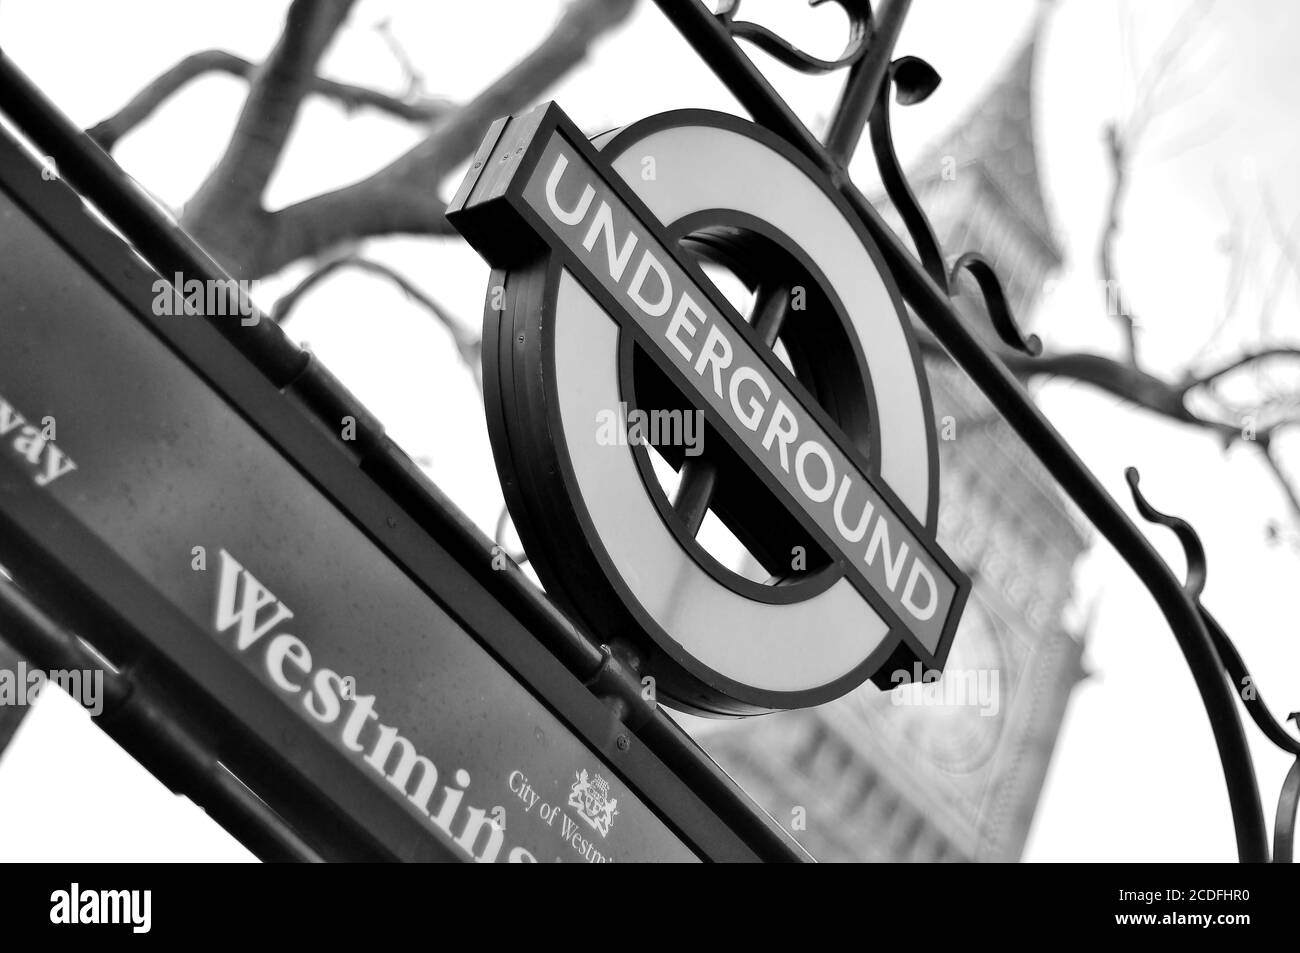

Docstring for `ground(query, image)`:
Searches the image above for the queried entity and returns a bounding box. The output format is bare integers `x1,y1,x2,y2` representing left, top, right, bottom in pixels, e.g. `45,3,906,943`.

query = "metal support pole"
824,0,911,164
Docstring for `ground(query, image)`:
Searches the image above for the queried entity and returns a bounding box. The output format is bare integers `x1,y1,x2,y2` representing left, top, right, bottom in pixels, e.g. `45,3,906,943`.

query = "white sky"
0,0,1297,863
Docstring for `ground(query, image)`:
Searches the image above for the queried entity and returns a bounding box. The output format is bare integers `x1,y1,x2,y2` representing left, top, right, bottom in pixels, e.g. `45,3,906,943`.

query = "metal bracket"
586,641,658,735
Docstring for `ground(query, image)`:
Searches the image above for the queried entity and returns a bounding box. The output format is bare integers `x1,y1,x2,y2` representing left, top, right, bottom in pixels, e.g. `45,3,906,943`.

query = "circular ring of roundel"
480,108,948,717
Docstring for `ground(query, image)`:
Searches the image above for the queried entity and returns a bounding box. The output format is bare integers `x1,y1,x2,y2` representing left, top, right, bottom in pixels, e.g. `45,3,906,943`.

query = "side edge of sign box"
0,120,795,862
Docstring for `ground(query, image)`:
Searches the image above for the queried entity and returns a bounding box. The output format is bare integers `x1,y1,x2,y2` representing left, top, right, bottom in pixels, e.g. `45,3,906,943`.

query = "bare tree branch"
1098,122,1140,365
1124,0,1212,145
1260,437,1300,525
913,327,1287,443
1100,1,1215,367
1182,347,1300,390
250,0,636,277
1258,187,1300,339
272,255,481,391
375,17,427,100
88,49,454,152
990,346,1236,438
110,0,634,280
944,338,1300,530
181,0,357,272
1189,177,1250,364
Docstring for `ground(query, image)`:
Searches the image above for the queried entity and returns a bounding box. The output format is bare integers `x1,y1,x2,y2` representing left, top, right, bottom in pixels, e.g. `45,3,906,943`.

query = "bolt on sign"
0,112,786,861
450,103,970,715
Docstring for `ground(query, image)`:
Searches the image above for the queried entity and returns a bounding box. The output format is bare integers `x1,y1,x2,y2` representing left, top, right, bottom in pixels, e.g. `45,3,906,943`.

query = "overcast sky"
0,0,1297,862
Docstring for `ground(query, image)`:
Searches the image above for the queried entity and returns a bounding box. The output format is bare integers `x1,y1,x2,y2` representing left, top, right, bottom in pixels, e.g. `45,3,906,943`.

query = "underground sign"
449,103,970,716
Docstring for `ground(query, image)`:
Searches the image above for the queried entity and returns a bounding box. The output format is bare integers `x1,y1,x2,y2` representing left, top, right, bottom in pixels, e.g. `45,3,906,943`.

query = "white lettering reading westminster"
212,549,537,863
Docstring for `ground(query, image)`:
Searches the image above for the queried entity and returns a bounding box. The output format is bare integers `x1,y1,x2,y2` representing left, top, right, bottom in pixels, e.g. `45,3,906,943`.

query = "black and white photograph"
0,0,1295,929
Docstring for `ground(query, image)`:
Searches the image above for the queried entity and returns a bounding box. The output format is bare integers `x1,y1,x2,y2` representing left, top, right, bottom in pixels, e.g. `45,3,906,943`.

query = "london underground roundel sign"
449,102,970,716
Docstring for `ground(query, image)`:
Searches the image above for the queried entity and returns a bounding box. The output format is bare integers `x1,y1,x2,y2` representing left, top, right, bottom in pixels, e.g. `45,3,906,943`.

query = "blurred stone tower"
696,9,1090,862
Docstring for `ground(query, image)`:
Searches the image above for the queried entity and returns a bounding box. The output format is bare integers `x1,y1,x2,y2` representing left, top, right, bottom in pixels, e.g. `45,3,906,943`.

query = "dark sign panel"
0,127,739,861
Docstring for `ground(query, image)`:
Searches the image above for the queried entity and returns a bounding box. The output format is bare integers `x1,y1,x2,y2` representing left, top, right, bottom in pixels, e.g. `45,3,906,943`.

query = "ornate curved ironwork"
1201,609,1300,757
870,59,949,292
1126,467,1299,753
1277,749,1300,863
1127,467,1299,863
888,54,941,106
1127,467,1298,753
1124,468,1207,598
714,0,873,74
950,252,1043,356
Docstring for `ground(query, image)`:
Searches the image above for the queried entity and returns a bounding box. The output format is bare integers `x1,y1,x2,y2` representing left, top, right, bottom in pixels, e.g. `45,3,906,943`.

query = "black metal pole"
824,0,911,164
0,575,324,862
